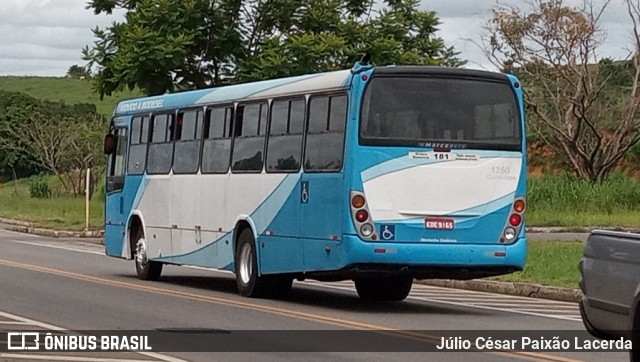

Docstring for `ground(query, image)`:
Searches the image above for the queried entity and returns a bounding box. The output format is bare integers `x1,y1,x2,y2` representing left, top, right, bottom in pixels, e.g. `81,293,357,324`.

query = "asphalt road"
0,229,629,362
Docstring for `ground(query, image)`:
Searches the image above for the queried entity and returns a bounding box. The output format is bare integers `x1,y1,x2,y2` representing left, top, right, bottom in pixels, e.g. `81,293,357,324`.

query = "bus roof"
114,69,352,115
113,65,513,116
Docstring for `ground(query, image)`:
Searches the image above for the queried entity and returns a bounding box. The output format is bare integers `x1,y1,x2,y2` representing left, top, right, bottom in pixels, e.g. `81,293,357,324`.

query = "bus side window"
202,106,233,173
304,94,347,172
173,109,203,174
127,116,149,175
266,99,304,173
106,127,128,192
146,113,174,175
231,102,267,172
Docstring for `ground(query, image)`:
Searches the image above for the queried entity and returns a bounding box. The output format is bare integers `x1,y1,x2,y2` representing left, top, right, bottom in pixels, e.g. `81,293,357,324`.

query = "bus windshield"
359,76,522,151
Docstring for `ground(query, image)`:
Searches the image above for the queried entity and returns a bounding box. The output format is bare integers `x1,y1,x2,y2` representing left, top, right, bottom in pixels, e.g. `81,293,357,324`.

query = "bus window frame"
201,103,235,175
303,92,349,173
357,75,522,151
146,112,175,175
173,107,205,175
106,124,128,194
265,96,306,174
231,100,269,174
127,113,151,176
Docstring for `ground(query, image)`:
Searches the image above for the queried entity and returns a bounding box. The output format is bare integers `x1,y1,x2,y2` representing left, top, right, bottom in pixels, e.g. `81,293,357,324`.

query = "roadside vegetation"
527,174,640,227
492,240,583,289
0,175,103,230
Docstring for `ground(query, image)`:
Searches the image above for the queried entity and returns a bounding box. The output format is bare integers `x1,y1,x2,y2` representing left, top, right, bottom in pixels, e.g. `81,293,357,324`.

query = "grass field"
527,173,640,227
491,240,583,288
0,76,141,116
0,176,103,231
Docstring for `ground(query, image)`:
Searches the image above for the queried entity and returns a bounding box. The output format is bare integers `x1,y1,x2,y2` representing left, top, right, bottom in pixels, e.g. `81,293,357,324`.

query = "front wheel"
235,229,266,297
355,275,413,302
134,230,163,281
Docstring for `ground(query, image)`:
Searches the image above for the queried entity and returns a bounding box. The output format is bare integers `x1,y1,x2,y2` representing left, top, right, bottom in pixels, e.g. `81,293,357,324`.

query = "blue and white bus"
103,60,527,301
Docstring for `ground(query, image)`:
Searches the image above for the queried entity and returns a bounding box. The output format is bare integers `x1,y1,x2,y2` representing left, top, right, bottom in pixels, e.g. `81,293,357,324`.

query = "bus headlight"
504,227,516,240
360,223,374,237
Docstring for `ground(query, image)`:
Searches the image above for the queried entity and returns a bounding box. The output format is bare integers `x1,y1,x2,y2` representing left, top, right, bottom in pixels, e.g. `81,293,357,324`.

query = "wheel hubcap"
136,237,148,268
239,243,253,285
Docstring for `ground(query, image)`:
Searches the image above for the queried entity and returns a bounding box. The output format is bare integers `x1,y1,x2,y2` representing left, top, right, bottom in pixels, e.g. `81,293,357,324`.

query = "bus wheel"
134,229,163,281
235,229,267,297
355,275,413,302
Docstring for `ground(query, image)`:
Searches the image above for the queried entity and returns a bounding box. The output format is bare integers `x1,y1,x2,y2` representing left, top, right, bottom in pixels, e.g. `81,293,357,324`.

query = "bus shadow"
118,273,484,316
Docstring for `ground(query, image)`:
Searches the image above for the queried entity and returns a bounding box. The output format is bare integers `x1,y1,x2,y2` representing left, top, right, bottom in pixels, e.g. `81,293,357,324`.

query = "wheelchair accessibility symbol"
301,181,309,204
380,224,395,241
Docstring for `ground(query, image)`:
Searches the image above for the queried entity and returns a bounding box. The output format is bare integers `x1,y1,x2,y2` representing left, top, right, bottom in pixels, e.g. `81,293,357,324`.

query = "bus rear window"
360,76,521,151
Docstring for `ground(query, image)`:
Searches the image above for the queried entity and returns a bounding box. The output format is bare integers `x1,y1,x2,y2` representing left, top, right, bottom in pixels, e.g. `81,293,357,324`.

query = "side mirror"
104,134,117,154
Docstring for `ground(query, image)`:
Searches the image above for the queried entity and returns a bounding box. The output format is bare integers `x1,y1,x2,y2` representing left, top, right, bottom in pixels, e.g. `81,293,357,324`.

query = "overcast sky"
0,0,635,76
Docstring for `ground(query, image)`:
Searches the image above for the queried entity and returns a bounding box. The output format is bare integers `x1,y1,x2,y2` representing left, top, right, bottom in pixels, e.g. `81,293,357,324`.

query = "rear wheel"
235,229,293,298
134,229,163,281
355,275,413,301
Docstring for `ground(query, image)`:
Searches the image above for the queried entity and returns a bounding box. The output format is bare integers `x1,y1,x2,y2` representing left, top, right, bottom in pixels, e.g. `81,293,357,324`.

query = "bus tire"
355,275,413,302
265,276,293,299
134,228,163,281
235,229,267,297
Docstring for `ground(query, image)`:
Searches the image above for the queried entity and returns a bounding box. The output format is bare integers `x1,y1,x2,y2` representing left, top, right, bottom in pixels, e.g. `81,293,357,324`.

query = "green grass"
0,176,103,231
0,76,141,116
492,240,583,288
527,174,640,227
527,210,640,227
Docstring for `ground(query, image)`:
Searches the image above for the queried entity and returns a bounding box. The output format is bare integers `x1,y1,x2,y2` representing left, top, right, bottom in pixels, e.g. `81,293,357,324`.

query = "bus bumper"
335,235,527,280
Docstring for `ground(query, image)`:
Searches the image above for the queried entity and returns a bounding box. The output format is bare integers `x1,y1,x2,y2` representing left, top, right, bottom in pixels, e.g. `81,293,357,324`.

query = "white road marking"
0,321,30,325
0,311,65,331
8,240,103,255
301,280,583,322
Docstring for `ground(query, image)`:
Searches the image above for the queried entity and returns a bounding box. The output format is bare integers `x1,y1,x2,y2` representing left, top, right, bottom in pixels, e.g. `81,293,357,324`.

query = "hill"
0,76,142,116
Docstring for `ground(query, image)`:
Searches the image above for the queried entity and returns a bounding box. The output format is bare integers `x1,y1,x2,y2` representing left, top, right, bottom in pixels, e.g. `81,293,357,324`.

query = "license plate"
425,217,455,230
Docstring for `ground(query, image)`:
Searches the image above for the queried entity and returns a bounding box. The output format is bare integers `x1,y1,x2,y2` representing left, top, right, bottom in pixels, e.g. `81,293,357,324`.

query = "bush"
28,176,51,198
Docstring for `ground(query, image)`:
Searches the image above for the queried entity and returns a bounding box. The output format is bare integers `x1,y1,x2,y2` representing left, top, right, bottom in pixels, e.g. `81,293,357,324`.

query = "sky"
0,0,635,76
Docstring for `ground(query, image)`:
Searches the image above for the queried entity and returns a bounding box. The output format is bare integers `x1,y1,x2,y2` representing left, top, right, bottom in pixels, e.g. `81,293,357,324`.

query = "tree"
83,0,246,97
67,65,91,79
83,0,463,97
0,92,106,195
0,91,43,181
484,0,640,181
236,0,464,82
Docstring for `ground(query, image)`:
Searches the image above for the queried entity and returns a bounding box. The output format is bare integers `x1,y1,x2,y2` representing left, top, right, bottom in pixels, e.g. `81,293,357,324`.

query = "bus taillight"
513,199,525,213
355,210,369,223
509,214,522,226
352,195,366,208
350,190,378,241
499,197,526,244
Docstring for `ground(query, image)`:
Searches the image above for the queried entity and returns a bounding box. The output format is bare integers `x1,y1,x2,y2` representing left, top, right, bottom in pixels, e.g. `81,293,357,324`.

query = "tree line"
0,90,105,196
